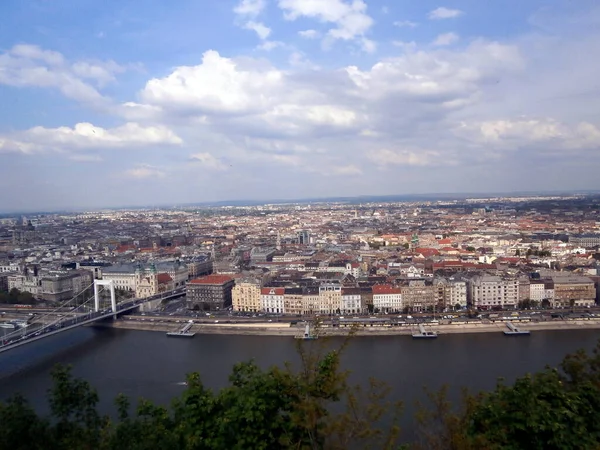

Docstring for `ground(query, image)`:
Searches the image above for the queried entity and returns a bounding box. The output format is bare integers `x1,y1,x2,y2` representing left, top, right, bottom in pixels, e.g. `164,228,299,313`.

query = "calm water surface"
1,328,599,439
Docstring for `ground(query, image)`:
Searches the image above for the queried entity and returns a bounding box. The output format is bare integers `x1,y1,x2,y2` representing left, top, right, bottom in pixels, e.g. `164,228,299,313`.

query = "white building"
261,287,285,313
372,284,403,313
100,265,137,292
341,288,362,314
445,279,467,309
468,275,519,309
529,281,546,302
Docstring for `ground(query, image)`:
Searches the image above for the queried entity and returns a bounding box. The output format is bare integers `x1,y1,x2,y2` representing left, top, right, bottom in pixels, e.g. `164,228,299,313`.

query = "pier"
504,321,530,336
412,323,438,339
166,320,195,338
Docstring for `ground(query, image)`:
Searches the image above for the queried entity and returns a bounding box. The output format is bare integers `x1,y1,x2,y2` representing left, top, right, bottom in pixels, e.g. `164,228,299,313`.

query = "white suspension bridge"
0,280,185,354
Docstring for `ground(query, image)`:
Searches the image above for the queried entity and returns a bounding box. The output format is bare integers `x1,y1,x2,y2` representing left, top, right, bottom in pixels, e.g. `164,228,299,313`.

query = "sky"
1,0,599,211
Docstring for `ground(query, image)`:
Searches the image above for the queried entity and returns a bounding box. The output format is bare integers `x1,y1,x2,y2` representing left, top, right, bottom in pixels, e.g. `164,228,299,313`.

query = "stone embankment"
96,318,600,337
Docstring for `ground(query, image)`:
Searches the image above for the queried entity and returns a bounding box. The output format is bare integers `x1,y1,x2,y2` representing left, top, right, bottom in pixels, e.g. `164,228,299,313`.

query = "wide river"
1,327,599,441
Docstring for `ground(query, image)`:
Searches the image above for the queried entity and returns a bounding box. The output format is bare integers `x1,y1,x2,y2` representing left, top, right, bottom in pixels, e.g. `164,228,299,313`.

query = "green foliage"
0,288,36,305
517,299,539,310
415,341,600,450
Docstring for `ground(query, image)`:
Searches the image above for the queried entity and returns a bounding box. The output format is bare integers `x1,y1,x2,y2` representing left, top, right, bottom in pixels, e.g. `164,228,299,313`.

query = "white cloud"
299,29,321,39
234,0,266,17
278,0,374,48
393,20,417,28
361,38,377,53
0,44,131,105
243,21,271,40
0,122,181,155
368,149,444,166
432,32,459,46
124,165,166,179
345,40,523,102
257,40,284,51
189,152,228,170
140,50,284,114
455,118,600,151
428,7,463,20
71,60,127,86
392,40,417,51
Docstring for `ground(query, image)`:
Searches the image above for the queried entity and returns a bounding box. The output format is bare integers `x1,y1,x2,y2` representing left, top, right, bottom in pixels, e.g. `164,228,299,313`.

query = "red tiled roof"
189,274,233,285
372,284,402,295
261,287,285,295
414,248,440,257
157,273,172,284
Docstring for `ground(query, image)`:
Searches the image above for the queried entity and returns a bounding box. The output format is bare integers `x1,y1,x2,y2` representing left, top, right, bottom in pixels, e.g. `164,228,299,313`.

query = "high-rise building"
297,230,311,245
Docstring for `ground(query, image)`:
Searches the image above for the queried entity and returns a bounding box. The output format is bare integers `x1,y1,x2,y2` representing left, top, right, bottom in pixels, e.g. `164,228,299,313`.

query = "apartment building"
434,278,467,309
341,287,362,314
372,284,402,313
40,270,94,302
8,274,41,296
302,287,320,315
529,280,546,302
318,282,342,314
232,279,261,312
468,275,519,309
261,287,285,313
284,287,304,315
551,275,596,307
401,279,436,312
186,274,235,311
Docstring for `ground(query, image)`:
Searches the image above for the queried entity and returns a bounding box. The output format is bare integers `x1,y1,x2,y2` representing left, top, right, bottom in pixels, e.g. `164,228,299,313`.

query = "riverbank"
95,319,600,336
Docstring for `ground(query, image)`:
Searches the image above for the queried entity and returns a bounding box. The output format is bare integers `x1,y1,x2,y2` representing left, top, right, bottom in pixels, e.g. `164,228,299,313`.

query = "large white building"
261,287,285,313
372,284,403,313
341,288,362,314
468,275,519,309
101,261,189,297
529,281,546,302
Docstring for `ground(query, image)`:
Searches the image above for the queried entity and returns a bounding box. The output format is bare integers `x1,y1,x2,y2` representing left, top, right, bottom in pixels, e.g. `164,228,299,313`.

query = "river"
1,327,599,441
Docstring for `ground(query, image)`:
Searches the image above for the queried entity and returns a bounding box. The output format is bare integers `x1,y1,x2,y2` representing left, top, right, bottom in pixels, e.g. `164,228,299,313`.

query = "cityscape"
2,0,600,447
2,193,600,344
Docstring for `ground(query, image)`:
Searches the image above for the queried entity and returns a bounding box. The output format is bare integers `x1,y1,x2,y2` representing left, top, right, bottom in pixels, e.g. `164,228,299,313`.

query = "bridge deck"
0,290,185,354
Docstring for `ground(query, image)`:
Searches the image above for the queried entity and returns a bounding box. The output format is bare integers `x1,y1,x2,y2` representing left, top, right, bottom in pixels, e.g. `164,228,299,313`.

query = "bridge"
0,280,186,354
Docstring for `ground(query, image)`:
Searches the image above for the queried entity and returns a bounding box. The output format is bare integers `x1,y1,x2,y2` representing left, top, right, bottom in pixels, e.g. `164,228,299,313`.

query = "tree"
17,292,35,305
541,299,551,309
8,287,20,303
416,340,600,450
465,246,476,252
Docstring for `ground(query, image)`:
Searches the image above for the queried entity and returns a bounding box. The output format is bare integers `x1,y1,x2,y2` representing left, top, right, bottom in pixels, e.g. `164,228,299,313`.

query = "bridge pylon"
93,279,116,316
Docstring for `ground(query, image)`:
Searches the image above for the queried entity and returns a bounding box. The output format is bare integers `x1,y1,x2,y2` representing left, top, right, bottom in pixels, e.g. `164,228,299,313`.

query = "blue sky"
0,0,599,211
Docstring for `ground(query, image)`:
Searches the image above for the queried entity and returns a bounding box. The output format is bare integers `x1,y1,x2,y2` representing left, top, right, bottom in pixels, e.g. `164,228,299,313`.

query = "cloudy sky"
1,0,599,211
